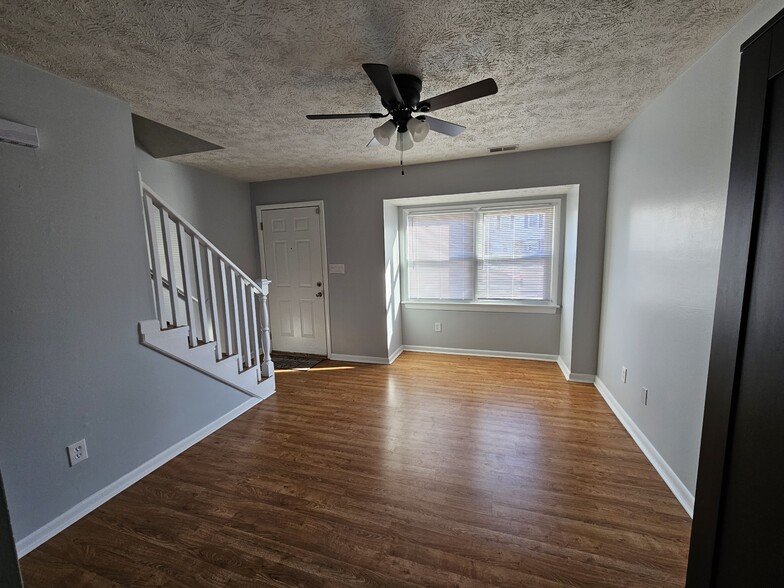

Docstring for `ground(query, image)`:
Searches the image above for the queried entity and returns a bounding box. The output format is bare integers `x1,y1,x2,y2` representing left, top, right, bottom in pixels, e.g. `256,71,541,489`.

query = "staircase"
137,175,275,399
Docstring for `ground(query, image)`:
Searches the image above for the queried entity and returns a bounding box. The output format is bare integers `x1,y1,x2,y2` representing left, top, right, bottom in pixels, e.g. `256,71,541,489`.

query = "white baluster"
206,250,222,360
191,238,209,344
159,209,180,327
256,279,274,377
177,224,197,346
240,280,251,370
219,260,232,357
142,194,166,328
230,270,242,370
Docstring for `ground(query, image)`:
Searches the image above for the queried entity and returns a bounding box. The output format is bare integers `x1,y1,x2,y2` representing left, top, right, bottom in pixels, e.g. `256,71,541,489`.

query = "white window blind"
404,202,557,304
477,206,554,301
407,210,475,300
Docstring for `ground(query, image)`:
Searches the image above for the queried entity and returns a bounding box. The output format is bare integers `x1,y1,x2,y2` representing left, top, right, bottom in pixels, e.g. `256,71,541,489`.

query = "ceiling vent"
488,144,518,153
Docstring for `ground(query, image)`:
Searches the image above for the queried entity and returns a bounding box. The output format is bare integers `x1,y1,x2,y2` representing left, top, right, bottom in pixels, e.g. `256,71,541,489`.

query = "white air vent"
488,144,518,153
0,118,39,149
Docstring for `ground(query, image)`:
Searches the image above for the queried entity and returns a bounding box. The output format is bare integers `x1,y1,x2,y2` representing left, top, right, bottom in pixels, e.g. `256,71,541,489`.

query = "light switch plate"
329,264,345,274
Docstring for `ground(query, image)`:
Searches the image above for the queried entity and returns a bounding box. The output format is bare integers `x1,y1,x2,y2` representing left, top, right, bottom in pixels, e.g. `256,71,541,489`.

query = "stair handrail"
140,180,264,295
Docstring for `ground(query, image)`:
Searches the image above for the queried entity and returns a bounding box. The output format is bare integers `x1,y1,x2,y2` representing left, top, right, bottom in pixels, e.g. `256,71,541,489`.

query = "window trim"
400,198,562,311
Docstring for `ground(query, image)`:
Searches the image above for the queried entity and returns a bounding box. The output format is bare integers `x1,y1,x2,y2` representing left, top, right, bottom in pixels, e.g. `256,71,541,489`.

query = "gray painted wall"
250,143,609,372
0,55,251,542
597,0,784,496
403,308,561,355
136,147,256,276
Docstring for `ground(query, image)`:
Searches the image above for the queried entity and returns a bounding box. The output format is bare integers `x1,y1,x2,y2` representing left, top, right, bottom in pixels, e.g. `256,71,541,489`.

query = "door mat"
272,353,324,371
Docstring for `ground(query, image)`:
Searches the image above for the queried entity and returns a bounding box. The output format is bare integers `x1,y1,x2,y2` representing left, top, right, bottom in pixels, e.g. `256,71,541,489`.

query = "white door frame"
256,201,332,359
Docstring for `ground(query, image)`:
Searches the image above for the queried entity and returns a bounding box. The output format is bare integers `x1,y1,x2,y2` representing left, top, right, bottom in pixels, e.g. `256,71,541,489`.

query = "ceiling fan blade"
418,78,498,112
306,113,385,120
362,63,404,108
367,137,381,147
421,116,465,137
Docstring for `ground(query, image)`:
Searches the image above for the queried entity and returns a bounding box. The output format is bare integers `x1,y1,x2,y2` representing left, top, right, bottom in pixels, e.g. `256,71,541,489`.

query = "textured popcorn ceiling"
0,0,754,181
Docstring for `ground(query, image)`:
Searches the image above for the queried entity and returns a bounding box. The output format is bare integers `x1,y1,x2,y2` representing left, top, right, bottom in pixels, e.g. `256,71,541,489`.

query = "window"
404,200,559,306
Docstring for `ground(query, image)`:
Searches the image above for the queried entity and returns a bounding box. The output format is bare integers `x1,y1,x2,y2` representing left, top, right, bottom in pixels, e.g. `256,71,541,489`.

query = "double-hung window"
403,200,559,307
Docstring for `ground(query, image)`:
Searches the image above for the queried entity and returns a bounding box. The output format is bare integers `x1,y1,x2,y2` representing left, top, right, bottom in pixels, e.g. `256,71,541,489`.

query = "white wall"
559,186,580,369
0,55,255,544
597,0,784,498
383,200,404,357
251,143,610,371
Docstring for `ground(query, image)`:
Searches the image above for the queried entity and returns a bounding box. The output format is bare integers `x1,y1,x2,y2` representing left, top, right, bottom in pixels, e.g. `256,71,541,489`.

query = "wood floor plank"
20,353,691,586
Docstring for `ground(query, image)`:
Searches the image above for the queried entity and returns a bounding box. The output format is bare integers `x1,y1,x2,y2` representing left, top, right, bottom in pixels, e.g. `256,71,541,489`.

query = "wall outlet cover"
67,439,88,467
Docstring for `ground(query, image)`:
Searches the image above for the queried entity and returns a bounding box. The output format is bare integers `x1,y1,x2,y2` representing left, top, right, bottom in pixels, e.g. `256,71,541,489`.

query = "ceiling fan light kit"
395,129,414,152
407,117,430,143
373,119,396,146
306,63,497,155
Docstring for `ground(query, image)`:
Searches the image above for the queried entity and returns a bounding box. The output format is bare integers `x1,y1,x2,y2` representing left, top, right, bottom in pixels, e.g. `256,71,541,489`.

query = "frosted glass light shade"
396,130,414,151
408,117,430,142
373,120,396,146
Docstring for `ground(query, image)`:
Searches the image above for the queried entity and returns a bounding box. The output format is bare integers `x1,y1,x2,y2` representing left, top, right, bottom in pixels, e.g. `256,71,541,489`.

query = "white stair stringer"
139,320,275,399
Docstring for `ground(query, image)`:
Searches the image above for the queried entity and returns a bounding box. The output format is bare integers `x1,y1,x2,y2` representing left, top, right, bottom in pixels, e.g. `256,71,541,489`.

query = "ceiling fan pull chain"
400,149,405,176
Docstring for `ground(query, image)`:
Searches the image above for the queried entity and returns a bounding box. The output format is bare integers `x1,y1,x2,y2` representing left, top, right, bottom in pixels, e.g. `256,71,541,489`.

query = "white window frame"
400,198,561,314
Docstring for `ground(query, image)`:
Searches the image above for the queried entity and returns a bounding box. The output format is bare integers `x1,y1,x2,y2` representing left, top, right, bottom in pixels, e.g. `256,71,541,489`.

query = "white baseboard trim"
15,397,262,557
403,345,558,362
329,353,392,365
556,356,596,383
594,377,694,517
388,345,404,364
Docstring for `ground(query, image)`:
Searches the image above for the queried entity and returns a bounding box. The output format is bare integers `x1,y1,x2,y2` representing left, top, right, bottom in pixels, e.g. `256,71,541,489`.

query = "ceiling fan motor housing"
389,74,424,131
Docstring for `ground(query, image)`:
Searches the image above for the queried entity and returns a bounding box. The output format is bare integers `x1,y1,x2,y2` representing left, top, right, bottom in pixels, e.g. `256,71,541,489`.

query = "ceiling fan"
306,63,498,151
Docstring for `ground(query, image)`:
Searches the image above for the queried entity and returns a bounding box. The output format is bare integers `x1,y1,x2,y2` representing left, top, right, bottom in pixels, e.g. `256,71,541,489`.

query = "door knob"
316,291,323,297
317,281,322,287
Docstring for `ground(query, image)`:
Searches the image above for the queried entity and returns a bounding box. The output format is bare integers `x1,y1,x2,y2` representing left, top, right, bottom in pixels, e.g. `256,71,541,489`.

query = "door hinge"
259,221,263,231
315,207,320,214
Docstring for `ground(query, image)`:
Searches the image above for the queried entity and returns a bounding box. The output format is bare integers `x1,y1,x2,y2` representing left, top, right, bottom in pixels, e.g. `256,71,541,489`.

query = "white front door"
260,206,327,355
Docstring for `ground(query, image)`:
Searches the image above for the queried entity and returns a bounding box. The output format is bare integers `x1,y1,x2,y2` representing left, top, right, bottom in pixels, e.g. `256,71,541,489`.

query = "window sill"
401,301,560,314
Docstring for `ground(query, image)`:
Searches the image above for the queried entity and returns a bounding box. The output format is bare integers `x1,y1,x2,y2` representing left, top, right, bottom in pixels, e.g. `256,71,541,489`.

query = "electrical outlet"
67,439,88,467
434,322,442,333
641,387,649,406
621,366,628,383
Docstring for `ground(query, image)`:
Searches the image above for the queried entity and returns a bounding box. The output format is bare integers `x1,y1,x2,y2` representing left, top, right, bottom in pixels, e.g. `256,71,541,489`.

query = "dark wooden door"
687,9,784,587
712,69,784,586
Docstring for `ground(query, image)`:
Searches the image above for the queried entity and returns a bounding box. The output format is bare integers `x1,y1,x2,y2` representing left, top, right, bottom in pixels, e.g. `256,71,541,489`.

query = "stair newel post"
256,279,274,377
249,284,261,371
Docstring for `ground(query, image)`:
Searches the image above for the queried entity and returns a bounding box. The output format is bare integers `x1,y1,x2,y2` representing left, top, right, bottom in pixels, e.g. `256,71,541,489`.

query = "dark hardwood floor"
21,353,691,587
